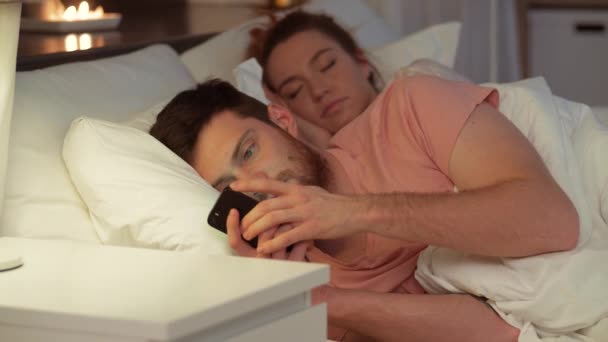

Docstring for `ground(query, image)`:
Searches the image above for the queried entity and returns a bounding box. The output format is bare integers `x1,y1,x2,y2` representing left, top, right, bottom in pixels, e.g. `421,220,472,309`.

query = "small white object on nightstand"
0,246,23,271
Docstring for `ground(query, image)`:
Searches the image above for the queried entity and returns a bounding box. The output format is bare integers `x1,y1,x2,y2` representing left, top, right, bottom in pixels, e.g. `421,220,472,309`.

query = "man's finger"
256,226,278,259
271,249,287,260
287,241,310,261
270,224,292,260
226,209,256,257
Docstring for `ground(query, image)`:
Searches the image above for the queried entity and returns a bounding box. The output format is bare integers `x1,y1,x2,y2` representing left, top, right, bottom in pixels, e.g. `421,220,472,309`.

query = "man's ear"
268,104,299,138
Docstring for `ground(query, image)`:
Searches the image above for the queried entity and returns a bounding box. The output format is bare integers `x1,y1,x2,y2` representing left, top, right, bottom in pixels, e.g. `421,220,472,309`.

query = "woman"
229,10,578,342
249,11,467,148
249,11,382,147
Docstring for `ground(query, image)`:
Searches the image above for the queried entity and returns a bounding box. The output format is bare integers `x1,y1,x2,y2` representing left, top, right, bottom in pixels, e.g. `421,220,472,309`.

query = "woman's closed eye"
321,59,336,72
285,85,303,100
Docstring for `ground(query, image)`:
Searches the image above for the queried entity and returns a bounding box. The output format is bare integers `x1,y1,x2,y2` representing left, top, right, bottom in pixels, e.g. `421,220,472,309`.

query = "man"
150,76,578,342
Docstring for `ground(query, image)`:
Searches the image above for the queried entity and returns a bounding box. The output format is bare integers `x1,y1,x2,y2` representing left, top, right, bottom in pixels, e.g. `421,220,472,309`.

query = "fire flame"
50,1,104,21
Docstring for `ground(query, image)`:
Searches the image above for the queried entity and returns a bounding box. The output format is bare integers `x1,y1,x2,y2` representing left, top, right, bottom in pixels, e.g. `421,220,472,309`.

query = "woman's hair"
248,11,383,93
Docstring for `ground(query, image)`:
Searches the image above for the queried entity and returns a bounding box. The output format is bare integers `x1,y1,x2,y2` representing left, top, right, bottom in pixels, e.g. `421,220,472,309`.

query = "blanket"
415,78,608,342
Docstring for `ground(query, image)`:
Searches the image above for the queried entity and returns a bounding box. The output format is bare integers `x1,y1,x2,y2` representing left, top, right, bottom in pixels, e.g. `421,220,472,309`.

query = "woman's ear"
263,84,285,106
354,49,373,78
267,104,299,138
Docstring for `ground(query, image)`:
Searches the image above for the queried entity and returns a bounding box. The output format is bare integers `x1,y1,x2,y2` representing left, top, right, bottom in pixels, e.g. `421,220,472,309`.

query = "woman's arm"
349,102,579,257
232,102,578,257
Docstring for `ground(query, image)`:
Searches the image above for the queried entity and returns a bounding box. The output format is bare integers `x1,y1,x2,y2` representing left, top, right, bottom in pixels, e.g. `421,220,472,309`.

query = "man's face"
191,110,325,199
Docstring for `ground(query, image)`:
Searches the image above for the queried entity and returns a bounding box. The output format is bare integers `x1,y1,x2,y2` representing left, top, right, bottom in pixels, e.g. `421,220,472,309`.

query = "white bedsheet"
415,78,608,341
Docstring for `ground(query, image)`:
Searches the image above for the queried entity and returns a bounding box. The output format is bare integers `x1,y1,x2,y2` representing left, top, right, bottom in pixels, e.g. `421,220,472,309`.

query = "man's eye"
321,59,336,72
243,143,256,161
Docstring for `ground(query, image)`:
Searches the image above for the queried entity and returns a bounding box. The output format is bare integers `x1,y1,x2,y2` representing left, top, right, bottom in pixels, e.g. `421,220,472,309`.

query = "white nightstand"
0,237,328,342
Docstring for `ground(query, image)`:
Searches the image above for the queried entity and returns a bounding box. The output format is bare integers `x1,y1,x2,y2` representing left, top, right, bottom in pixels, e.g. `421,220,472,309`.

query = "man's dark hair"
150,79,271,163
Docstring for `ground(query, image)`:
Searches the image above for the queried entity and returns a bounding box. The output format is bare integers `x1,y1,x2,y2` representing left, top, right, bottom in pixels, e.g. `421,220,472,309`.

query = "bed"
1,0,607,341
0,0,460,341
0,0,463,250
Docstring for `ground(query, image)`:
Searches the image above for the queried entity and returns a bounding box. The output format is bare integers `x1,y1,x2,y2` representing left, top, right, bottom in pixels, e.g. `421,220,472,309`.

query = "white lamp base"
0,247,23,271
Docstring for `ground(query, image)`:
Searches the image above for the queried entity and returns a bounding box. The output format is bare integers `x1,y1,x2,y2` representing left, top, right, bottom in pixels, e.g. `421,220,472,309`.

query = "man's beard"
275,129,329,189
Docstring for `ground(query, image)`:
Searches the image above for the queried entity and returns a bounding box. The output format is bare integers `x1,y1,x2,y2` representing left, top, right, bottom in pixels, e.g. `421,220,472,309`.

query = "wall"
366,0,521,83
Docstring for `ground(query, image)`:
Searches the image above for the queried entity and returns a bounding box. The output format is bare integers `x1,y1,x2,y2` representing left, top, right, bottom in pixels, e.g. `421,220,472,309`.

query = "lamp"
0,0,24,271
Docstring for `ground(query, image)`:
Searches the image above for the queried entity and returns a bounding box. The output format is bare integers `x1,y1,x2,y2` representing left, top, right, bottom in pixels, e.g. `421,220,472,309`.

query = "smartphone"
207,186,259,249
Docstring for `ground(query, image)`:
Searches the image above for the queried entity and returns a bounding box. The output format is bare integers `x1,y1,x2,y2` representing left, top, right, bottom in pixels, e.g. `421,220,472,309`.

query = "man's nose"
234,170,270,200
235,170,269,181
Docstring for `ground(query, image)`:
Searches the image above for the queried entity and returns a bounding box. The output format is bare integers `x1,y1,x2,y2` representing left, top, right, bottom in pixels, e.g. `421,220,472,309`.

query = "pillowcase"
234,21,462,104
3,44,196,243
370,21,461,82
63,115,232,253
301,0,399,49
180,0,399,85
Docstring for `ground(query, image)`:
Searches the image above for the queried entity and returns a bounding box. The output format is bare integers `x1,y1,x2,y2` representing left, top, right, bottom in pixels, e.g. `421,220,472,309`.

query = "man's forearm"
354,178,578,257
327,288,519,342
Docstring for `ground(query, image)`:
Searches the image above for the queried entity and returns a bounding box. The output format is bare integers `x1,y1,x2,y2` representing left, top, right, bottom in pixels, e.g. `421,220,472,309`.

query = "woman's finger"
258,222,314,255
230,178,293,196
241,195,300,230
226,209,256,257
244,208,304,241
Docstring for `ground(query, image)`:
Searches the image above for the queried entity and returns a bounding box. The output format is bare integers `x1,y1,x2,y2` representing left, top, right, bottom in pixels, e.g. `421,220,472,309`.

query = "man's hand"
226,208,310,261
231,179,363,254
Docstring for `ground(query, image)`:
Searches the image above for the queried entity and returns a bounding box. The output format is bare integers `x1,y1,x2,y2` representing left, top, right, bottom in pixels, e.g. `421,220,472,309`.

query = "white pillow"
3,44,196,242
63,116,232,254
234,22,462,104
370,21,461,82
301,0,399,49
180,16,269,85
180,0,398,85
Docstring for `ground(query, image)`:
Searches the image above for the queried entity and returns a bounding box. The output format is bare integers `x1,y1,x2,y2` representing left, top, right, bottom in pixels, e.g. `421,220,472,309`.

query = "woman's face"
265,30,377,134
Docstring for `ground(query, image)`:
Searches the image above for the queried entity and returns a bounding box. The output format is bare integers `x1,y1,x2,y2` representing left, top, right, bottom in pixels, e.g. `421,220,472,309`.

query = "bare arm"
322,287,519,342
233,103,578,257
352,102,579,256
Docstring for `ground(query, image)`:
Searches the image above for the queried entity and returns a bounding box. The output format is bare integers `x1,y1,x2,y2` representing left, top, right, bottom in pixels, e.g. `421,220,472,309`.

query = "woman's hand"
231,179,364,254
226,209,310,261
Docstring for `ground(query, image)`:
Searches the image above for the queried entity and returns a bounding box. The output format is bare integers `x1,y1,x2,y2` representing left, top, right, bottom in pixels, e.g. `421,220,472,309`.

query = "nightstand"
0,237,328,341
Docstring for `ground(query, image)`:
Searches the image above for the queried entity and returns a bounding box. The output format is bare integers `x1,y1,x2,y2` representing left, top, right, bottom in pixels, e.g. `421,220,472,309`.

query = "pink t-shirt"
307,75,499,296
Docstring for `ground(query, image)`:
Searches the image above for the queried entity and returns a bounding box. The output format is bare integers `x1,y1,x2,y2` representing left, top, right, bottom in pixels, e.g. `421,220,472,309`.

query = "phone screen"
207,187,259,248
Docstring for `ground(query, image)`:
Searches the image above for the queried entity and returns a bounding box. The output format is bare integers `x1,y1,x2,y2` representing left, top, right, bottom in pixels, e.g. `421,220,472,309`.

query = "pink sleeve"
383,75,499,175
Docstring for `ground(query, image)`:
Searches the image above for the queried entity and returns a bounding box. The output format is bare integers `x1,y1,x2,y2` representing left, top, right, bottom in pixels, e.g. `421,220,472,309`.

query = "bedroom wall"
366,0,522,84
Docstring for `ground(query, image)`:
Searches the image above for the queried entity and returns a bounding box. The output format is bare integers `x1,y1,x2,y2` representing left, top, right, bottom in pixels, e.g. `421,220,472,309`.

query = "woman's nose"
310,76,331,102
